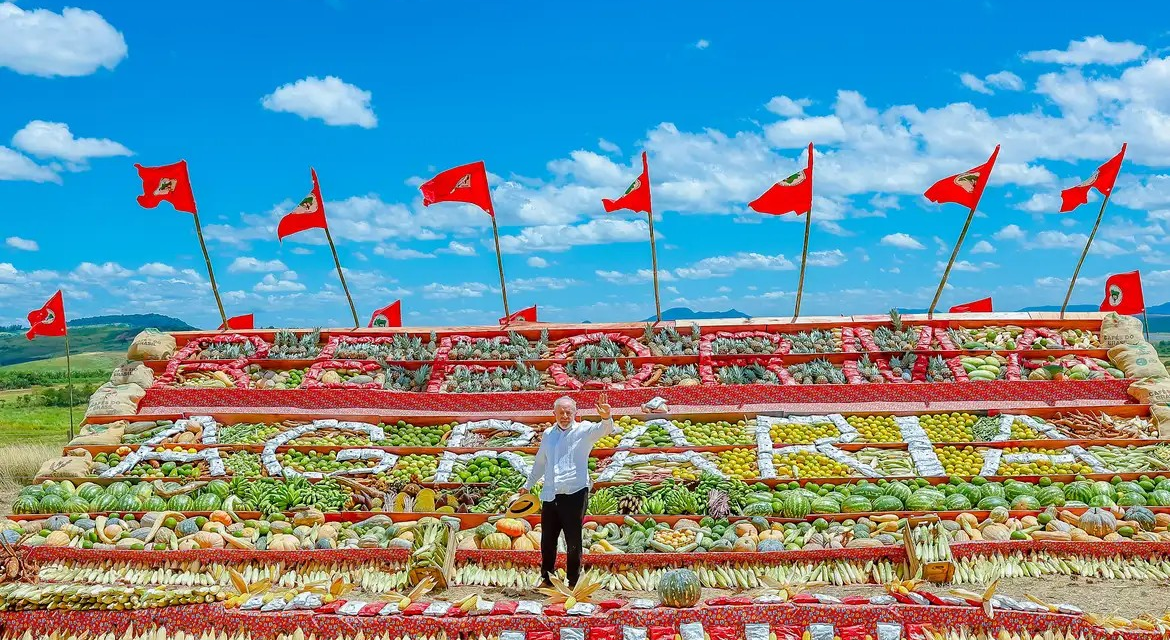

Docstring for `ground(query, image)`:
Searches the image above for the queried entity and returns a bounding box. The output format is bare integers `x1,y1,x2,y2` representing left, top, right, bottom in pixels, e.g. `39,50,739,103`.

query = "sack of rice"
85,382,146,417
1108,342,1168,378
1128,377,1170,404
127,329,177,361
109,362,153,388
36,456,91,479
1151,405,1170,438
1101,312,1144,348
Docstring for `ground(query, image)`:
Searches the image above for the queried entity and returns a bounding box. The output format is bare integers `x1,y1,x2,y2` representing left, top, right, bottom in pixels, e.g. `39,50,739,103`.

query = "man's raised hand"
596,392,612,421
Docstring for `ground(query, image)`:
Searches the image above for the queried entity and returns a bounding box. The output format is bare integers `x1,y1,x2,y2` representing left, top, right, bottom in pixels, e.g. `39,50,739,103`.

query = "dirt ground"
435,575,1170,619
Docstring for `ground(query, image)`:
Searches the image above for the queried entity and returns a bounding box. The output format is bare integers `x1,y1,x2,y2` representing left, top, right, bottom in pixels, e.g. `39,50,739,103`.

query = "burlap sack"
36,456,91,479
1101,313,1145,348
85,383,146,417
79,420,128,437
110,362,153,388
68,426,124,446
1108,342,1168,378
127,329,176,361
1128,377,1170,404
1152,405,1170,438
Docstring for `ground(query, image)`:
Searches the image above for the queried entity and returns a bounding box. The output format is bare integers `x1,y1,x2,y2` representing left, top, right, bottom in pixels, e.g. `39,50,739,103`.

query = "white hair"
553,396,577,412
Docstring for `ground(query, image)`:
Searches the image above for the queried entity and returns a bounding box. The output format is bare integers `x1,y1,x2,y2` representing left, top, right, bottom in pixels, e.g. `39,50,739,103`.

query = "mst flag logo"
292,193,319,214
1077,170,1100,188
623,178,642,194
1109,283,1123,306
452,174,472,192
153,178,177,196
954,171,981,193
779,170,805,187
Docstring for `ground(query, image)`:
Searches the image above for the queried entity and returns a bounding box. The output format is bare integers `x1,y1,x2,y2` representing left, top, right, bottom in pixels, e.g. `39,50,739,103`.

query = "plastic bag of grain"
1101,313,1144,348
36,456,91,478
1128,377,1170,404
85,382,145,417
109,362,153,388
1108,342,1168,378
127,329,176,361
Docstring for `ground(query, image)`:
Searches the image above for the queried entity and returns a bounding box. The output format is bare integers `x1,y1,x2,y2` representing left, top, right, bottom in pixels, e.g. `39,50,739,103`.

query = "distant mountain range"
642,308,752,322
0,314,194,367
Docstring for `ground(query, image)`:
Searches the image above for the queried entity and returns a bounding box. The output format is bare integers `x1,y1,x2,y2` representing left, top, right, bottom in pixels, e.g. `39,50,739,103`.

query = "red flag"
1100,270,1144,315
499,305,537,326
924,145,1000,209
218,314,254,330
949,297,993,314
135,160,197,214
420,161,494,216
1060,143,1127,213
749,143,814,216
602,152,652,214
26,290,66,340
277,168,329,241
369,300,402,328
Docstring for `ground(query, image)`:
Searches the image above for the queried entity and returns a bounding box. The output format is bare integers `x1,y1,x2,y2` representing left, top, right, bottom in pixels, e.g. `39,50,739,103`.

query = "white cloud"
694,39,710,50
137,262,177,277
766,96,812,117
0,3,127,77
1024,36,1145,66
960,73,992,95
5,237,37,251
229,257,288,273
993,224,1026,241
498,218,650,253
880,233,925,250
12,121,131,163
291,247,313,255
422,282,489,299
932,236,949,254
986,71,1025,91
526,256,549,268
254,273,305,293
1015,192,1063,213
937,260,990,273
596,269,673,285
675,252,796,279
70,261,131,281
373,244,435,259
512,277,579,292
598,139,621,155
1032,230,1125,256
438,241,477,256
969,240,995,254
261,76,377,128
808,249,847,266
0,146,57,183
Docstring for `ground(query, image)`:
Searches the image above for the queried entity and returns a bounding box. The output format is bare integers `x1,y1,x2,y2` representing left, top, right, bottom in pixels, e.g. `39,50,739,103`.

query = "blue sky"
3,1,1170,328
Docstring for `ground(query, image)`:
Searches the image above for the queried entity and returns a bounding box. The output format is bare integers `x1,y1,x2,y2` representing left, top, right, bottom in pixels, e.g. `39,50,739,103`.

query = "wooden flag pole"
1059,194,1112,320
490,215,511,319
323,225,360,328
63,330,75,442
1143,309,1151,342
928,206,978,318
647,211,662,323
191,211,228,329
792,204,814,321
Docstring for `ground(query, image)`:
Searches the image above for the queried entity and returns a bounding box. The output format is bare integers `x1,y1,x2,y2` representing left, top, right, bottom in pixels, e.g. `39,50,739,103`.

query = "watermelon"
810,497,840,514
1036,486,1066,507
105,481,132,497
38,494,65,514
1157,479,1170,493
782,494,812,518
1088,494,1116,508
872,496,905,512
1148,490,1170,507
1124,506,1157,531
980,483,1006,500
20,485,44,500
977,496,1010,510
1092,481,1117,500
1064,481,1095,504
944,494,973,511
75,483,103,501
116,494,143,512
1117,492,1147,507
743,501,773,517
841,496,873,513
882,482,914,504
1010,495,1041,510
851,483,883,500
62,496,89,515
204,480,230,500
1004,481,1035,502
1116,481,1147,497
167,494,195,512
11,495,40,515
956,483,982,505
90,493,118,512
906,493,940,512
143,496,168,512
193,493,222,511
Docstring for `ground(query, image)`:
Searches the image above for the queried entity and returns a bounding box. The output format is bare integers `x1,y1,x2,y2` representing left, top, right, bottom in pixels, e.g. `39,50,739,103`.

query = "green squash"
659,569,701,607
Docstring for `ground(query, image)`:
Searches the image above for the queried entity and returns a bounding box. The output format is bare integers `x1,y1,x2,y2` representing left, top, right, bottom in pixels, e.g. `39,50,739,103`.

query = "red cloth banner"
135,160,197,214
949,297,993,313
749,143,814,216
603,152,652,214
369,300,402,328
26,290,66,340
420,160,494,216
219,314,254,330
277,168,329,241
500,305,538,325
1061,143,1127,212
1100,270,1144,315
925,145,999,209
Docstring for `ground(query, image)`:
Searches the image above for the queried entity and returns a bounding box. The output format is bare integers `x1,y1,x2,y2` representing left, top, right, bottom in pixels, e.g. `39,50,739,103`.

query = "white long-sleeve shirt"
525,418,614,501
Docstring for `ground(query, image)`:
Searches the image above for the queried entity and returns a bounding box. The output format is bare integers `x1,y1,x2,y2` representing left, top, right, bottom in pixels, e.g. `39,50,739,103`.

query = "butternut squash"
1030,530,1071,542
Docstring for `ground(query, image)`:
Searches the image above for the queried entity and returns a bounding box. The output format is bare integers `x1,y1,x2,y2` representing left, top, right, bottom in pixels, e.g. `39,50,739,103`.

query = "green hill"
0,314,191,367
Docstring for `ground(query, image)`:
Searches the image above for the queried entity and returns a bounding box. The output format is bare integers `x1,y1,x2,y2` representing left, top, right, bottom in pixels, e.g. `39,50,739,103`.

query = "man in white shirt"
523,392,614,588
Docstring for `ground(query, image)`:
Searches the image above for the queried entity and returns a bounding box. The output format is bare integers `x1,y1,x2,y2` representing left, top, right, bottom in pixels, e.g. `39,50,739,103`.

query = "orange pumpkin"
495,518,526,538
209,510,232,527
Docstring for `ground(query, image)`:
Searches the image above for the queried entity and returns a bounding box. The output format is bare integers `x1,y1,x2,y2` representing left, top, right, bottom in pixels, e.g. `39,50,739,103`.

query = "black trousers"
539,487,588,587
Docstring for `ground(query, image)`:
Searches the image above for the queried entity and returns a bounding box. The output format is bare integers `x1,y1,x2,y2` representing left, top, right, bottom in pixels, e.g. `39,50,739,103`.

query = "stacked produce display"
5,312,1170,640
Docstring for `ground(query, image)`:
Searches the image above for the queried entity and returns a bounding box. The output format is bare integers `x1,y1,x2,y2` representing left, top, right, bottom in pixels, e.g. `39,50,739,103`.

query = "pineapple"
717,363,778,385
927,355,955,382
889,352,917,381
711,335,776,355
858,355,885,383
787,358,845,385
